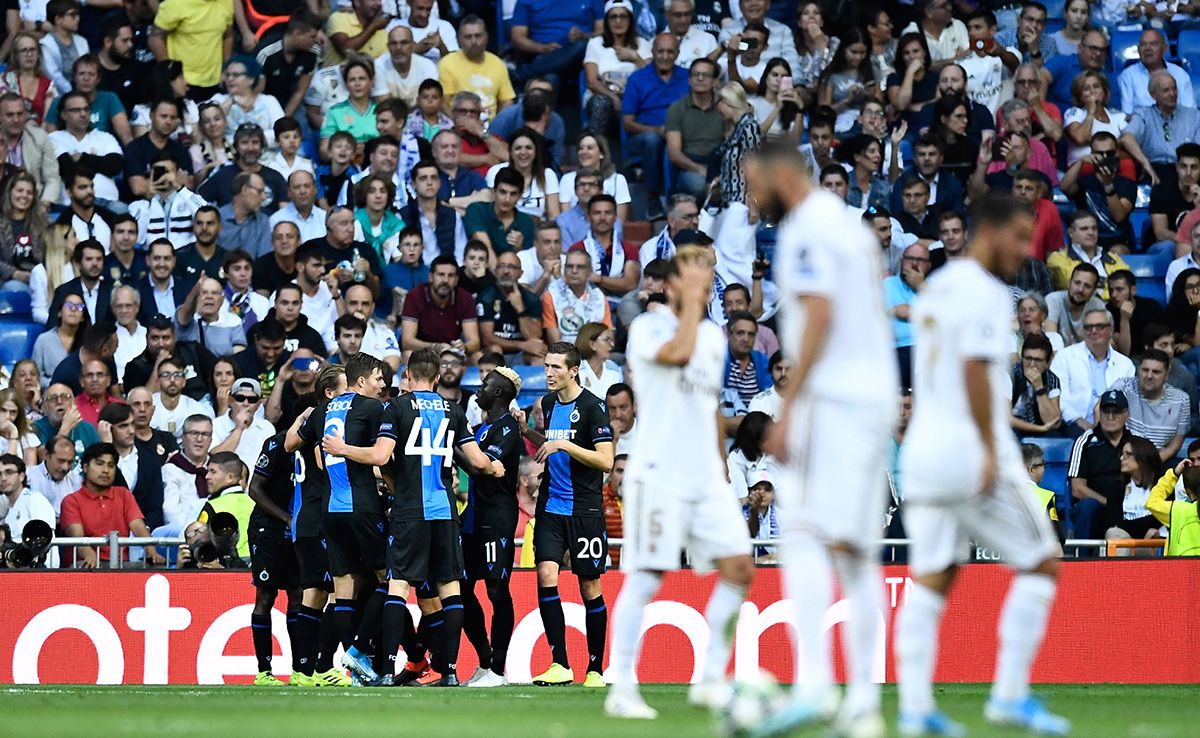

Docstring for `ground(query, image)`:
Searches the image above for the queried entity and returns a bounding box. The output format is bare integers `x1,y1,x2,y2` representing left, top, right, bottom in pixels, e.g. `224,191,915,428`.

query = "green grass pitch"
2,684,1196,737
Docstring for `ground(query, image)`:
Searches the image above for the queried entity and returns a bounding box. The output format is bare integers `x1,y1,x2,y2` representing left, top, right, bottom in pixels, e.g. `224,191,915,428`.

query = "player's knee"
417,597,442,614
579,576,602,600
253,588,277,614
486,579,511,603
720,555,755,587
536,563,559,587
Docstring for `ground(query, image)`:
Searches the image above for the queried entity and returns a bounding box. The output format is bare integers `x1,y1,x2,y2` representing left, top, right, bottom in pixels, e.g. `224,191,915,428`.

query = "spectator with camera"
175,518,246,569
61,442,165,567
161,414,213,536
0,454,57,566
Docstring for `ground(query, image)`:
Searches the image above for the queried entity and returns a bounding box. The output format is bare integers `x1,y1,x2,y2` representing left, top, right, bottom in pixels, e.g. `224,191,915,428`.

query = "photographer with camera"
176,518,247,570
0,454,57,568
197,452,254,562
60,443,165,568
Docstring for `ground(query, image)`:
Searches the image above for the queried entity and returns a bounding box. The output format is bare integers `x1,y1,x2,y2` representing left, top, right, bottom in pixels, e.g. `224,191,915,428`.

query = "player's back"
902,259,1019,500
250,432,293,534
308,391,386,515
774,188,896,410
383,390,471,522
625,308,726,482
540,389,612,517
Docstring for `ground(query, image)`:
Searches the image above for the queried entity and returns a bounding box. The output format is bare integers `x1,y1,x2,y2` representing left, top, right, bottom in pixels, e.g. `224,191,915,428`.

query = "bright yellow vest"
1030,482,1059,522
199,487,256,560
1167,500,1200,556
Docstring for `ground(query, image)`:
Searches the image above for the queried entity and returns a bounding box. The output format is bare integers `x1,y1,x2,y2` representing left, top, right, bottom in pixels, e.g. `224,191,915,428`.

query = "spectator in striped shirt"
1105,349,1191,462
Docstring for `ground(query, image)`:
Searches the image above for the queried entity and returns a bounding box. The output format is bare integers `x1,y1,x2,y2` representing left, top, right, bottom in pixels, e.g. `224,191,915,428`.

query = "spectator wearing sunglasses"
210,377,274,476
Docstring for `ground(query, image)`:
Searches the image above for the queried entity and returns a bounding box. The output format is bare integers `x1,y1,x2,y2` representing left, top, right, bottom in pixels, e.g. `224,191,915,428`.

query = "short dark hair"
493,166,525,193
464,239,489,258
1141,348,1172,367
723,283,751,303
726,310,758,330
1068,210,1099,229
968,191,1029,233
643,259,669,281
1177,142,1200,162
605,382,633,402
431,253,459,272
232,171,261,197
296,241,325,264
344,352,383,385
334,314,367,337
0,453,24,476
223,249,253,271
47,0,78,25
274,117,301,137
768,350,785,371
411,158,439,180
546,341,581,369
1022,333,1052,357
98,402,133,425
418,78,443,96
363,134,400,162
286,8,322,34
209,450,245,479
73,239,105,263
81,322,115,354
819,164,848,183
588,193,618,213
81,442,118,467
1107,269,1135,288
407,348,441,382
522,89,550,122
1071,262,1101,282
253,318,286,343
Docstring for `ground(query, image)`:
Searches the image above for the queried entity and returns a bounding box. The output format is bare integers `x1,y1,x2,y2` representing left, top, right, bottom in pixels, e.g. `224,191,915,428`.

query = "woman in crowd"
887,32,938,130
131,60,200,140
353,174,404,264
792,1,838,98
0,172,47,293
0,387,40,467
217,56,284,147
575,322,622,398
190,103,234,185
728,411,777,506
713,82,763,207
866,7,897,86
1167,268,1200,377
1016,292,1065,355
583,0,650,138
816,27,878,133
1063,70,1128,168
486,127,559,220
30,222,77,326
32,294,89,388
559,133,632,221
838,133,890,210
928,94,979,185
1052,0,1092,56
2,32,55,124
1114,436,1166,539
8,359,41,422
210,356,239,420
751,58,803,143
321,56,379,154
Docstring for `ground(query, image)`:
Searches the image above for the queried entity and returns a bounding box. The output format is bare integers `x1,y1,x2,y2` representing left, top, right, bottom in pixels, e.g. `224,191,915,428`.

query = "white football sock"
831,550,884,715
781,533,832,701
701,578,747,683
896,581,945,716
992,573,1056,703
609,569,662,692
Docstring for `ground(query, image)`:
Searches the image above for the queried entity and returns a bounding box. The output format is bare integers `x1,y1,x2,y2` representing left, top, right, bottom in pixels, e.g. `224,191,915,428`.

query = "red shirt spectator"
60,443,162,566
1030,198,1065,262
75,358,122,427
400,255,481,354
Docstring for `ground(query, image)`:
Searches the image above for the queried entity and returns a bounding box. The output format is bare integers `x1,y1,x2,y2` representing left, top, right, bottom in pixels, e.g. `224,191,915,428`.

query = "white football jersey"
774,188,897,409
624,308,727,484
902,259,1021,501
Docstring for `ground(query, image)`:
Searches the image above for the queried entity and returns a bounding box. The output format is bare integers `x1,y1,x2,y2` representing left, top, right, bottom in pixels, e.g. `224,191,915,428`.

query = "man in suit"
0,91,60,208
47,239,113,328
121,314,215,402
99,402,166,530
136,238,195,325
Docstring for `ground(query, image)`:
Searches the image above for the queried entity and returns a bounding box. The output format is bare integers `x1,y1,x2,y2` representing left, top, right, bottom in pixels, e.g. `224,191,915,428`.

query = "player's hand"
292,407,313,430
534,439,567,462
490,459,505,477
322,433,349,456
979,449,997,497
762,413,790,461
1175,458,1195,475
512,408,527,429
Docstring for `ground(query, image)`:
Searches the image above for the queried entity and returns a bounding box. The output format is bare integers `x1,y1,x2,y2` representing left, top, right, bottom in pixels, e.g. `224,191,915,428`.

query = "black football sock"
333,598,357,652
440,594,464,679
294,605,323,676
538,586,569,668
381,595,412,676
460,583,493,666
423,610,446,672
251,613,273,673
286,609,300,672
487,579,514,675
317,604,339,671
402,612,425,665
352,586,388,653
584,595,607,675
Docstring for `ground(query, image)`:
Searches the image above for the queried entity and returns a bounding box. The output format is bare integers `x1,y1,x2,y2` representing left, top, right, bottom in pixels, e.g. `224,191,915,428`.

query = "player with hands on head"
605,244,755,720
896,191,1068,736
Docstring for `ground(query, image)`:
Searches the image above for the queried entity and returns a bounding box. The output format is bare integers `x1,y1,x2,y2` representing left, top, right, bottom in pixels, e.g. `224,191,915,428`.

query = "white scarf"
583,231,625,279
549,280,607,342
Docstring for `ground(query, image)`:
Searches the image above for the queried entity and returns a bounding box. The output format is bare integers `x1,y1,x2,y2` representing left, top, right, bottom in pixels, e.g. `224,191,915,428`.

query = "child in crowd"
263,118,314,180
404,79,454,142
41,0,88,95
384,226,430,322
1147,458,1200,556
316,130,360,209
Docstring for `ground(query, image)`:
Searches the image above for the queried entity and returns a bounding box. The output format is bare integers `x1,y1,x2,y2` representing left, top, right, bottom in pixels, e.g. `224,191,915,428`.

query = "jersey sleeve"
956,285,1011,362
483,417,523,461
297,407,319,444
449,403,473,447
253,437,278,482
782,228,837,299
586,395,614,444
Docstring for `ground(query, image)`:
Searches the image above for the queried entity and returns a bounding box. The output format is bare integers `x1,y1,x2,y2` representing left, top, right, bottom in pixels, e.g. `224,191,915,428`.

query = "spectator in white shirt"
151,354,215,441
0,453,57,566
210,378,275,477
901,0,970,64
160,414,212,534
1117,29,1195,115
26,436,80,517
269,170,328,243
343,283,402,371
111,286,146,382
393,0,458,63
1049,308,1136,434
747,351,790,420
665,0,720,69
48,93,124,206
372,25,439,107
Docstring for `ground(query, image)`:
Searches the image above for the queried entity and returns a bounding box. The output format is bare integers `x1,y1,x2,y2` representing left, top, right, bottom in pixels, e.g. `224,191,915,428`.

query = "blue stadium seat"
1125,251,1170,306
1044,18,1064,37
1111,29,1142,70
463,365,548,407
0,290,31,318
1129,208,1152,249
1179,30,1200,61
0,320,40,369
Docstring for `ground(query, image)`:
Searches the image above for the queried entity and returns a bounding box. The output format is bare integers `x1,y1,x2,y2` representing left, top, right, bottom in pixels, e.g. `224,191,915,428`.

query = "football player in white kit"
604,245,756,720
744,142,898,738
896,192,1068,736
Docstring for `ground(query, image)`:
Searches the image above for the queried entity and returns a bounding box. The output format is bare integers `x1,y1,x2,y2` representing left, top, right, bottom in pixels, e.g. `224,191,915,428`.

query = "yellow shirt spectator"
518,518,536,568
325,9,389,67
1045,245,1129,302
153,0,234,88
438,50,515,119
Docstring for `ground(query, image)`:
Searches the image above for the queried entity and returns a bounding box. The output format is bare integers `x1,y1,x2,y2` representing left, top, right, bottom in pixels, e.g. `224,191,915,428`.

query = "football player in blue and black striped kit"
324,348,502,686
296,353,391,683
523,341,615,688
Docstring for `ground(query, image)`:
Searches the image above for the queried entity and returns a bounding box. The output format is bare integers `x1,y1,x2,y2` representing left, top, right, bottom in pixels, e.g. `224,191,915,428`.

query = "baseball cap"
440,345,467,362
673,228,713,247
604,0,634,14
1099,390,1128,411
748,469,773,488
231,378,263,399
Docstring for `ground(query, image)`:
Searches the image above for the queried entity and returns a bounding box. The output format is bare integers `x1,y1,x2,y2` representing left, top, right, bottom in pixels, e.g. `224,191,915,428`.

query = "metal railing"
22,535,1129,570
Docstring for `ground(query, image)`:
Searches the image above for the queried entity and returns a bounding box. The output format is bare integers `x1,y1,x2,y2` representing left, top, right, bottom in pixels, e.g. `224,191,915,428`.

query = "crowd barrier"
1,561,1197,685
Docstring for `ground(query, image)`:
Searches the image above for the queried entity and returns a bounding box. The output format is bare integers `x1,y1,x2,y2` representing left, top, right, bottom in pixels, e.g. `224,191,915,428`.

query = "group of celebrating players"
240,141,1070,738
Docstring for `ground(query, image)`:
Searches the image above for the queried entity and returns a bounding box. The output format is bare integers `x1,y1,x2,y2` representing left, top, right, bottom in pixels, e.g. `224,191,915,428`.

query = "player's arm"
455,440,502,476
536,438,614,472
249,445,292,528
284,407,314,452
964,357,997,493
322,433,397,467
776,294,830,414
1147,462,1186,524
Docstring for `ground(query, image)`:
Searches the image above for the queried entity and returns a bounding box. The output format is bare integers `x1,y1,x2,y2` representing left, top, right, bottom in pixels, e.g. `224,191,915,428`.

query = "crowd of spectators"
3,0,1200,564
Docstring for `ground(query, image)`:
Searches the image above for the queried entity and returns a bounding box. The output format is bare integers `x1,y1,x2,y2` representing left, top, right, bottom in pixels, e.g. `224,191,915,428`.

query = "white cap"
604,0,635,15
